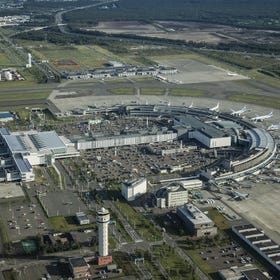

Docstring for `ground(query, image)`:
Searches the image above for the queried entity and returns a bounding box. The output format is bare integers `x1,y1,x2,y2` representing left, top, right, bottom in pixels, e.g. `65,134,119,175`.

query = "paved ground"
225,181,280,245
39,191,87,217
157,59,249,84
0,183,24,199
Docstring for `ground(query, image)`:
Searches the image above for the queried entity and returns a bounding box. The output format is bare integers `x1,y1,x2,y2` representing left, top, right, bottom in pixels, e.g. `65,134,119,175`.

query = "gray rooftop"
13,154,32,173
177,204,213,225
29,131,65,150
3,135,28,154
198,126,227,138
69,257,88,268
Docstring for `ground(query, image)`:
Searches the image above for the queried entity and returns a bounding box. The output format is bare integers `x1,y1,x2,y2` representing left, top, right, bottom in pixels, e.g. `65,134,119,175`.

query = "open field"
48,216,96,233
228,93,280,109
19,41,140,70
86,20,227,44
140,87,165,95
170,88,206,97
84,20,280,48
0,92,50,102
108,87,134,95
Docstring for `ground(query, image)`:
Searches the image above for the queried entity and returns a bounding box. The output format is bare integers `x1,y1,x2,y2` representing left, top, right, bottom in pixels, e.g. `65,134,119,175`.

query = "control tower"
26,53,32,68
96,207,110,257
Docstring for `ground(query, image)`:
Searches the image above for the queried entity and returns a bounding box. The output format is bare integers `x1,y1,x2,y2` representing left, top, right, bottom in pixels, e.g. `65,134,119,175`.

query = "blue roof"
13,154,32,173
0,128,10,136
29,131,65,150
3,135,28,153
0,112,13,119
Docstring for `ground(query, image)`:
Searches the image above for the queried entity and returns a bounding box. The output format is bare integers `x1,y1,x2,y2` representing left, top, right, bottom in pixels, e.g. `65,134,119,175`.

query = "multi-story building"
177,204,217,238
122,177,147,201
156,183,188,208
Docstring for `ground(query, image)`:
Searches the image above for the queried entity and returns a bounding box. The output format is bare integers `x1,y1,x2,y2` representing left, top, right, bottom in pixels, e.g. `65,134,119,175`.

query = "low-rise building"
69,257,90,279
219,265,269,280
121,177,147,201
177,204,217,237
76,212,90,225
232,224,280,274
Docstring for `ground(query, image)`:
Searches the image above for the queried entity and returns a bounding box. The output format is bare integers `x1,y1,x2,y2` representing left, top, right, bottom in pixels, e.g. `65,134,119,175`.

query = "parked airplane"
268,123,280,131
227,72,238,76
251,111,273,122
209,102,219,112
230,105,248,116
230,190,250,200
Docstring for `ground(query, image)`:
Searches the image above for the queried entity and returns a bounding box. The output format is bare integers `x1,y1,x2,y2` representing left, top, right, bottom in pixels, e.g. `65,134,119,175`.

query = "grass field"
170,88,206,97
18,41,140,70
108,87,134,95
228,93,280,109
48,216,96,232
152,244,199,280
0,92,50,102
140,87,165,95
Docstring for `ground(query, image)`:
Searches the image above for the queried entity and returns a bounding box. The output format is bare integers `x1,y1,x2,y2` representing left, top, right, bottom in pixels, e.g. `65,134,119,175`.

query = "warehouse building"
232,224,280,274
219,265,269,280
121,177,147,201
177,204,217,238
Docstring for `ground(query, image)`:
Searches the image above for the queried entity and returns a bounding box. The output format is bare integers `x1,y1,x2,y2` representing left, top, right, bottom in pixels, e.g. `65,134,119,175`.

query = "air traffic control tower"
97,207,110,257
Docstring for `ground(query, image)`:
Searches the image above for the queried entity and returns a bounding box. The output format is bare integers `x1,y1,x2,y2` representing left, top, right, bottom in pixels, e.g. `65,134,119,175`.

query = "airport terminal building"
0,128,79,182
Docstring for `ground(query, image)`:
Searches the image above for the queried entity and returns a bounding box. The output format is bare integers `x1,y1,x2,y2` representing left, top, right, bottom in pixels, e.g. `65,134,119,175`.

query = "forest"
64,0,280,30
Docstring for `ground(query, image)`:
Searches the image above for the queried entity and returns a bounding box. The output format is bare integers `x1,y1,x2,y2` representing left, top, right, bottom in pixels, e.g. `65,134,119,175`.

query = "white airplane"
230,105,248,116
230,190,250,200
268,123,280,131
227,72,238,76
251,111,273,122
209,102,219,112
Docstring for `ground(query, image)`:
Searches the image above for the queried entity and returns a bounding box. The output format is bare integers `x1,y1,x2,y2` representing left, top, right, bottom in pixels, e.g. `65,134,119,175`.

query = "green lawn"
228,93,280,109
48,216,96,233
140,87,165,95
108,87,134,95
19,41,139,71
170,88,206,97
152,244,199,280
0,92,50,102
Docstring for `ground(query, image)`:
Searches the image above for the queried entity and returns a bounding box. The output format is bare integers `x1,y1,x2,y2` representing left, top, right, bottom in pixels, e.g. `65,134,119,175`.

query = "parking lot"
197,242,254,270
39,191,88,217
0,199,49,241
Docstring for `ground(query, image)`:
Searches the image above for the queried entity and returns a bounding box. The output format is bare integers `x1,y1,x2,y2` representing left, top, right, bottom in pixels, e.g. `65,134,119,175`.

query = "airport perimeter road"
163,234,209,280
